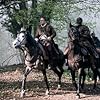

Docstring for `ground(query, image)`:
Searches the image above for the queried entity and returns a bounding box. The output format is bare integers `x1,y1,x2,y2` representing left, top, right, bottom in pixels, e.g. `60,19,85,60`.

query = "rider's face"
40,18,46,25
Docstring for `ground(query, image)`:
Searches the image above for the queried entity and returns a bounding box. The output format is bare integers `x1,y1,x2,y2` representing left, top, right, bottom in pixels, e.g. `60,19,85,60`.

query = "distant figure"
91,32,100,48
76,17,99,68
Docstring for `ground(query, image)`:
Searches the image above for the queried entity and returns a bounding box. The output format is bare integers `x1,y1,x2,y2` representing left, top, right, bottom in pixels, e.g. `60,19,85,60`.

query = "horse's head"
13,28,27,48
13,27,37,49
68,23,80,42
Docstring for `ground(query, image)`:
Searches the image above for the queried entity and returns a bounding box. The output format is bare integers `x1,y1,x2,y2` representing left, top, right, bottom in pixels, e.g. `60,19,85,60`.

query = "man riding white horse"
13,24,65,97
35,16,59,66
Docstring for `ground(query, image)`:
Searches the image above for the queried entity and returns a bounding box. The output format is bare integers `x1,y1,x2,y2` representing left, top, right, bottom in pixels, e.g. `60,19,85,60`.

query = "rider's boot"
90,55,96,69
48,51,54,69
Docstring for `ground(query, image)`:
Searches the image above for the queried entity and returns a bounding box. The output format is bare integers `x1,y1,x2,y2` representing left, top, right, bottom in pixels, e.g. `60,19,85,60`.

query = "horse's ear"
69,22,73,28
91,31,95,36
17,33,20,37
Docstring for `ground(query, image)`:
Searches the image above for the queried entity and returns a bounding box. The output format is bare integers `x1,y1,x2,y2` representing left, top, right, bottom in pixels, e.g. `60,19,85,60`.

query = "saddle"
52,43,62,59
38,34,61,60
79,40,99,58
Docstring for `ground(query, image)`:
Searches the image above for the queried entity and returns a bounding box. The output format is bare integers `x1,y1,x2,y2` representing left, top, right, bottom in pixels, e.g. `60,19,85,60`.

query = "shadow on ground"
0,80,100,99
0,64,100,100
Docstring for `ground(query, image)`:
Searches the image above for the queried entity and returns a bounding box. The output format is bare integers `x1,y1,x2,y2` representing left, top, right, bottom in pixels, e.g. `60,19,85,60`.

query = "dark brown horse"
65,24,99,98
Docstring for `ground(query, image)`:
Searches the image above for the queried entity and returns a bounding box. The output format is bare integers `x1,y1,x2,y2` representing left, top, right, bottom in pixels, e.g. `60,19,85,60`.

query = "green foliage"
0,0,100,38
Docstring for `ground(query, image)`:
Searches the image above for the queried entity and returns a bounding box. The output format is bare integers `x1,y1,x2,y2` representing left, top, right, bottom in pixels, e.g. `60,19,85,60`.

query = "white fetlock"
45,89,49,95
57,84,61,89
20,90,25,98
76,94,80,99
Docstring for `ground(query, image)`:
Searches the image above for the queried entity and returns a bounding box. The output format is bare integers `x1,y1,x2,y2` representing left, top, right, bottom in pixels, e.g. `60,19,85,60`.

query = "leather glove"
35,38,39,42
47,37,51,41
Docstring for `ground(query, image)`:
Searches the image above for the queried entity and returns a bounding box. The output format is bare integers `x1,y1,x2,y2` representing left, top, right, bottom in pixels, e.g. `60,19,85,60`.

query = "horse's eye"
22,35,24,37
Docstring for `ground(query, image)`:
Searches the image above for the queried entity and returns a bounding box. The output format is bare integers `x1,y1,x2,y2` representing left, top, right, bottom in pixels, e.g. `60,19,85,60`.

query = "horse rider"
75,17,99,68
35,16,58,65
91,32,100,49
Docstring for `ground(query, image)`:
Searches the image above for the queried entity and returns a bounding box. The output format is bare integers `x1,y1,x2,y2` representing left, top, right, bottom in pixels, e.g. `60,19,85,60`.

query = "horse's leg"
76,68,82,99
91,67,97,89
93,58,100,89
20,66,32,97
89,56,98,89
81,69,86,89
42,69,50,95
52,67,64,89
57,67,64,89
70,69,77,90
93,72,97,89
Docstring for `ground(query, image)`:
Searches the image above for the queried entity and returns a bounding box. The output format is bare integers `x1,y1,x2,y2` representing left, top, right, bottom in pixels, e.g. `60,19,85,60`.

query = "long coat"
35,23,56,40
77,25,99,58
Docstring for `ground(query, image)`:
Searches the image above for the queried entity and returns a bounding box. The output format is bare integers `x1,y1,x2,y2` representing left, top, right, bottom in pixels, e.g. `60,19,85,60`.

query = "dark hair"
91,32,95,36
76,17,83,24
40,16,47,21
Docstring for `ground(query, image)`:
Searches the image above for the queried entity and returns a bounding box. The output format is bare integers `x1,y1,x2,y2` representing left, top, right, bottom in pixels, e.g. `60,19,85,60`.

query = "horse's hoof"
76,94,80,99
57,84,61,90
20,90,25,98
45,90,49,96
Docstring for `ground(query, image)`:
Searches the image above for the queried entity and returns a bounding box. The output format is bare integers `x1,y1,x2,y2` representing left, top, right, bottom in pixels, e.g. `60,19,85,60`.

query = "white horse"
13,28,65,97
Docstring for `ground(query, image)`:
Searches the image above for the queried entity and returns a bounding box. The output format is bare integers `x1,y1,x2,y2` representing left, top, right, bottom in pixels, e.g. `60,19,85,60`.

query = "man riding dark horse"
75,17,99,69
35,16,59,66
64,17,99,68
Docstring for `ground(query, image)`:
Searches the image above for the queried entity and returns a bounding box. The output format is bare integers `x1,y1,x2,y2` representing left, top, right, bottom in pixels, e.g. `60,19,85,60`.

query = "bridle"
17,31,27,46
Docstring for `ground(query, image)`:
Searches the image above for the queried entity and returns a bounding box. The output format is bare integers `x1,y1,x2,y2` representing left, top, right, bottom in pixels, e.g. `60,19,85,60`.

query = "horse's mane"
26,33,37,47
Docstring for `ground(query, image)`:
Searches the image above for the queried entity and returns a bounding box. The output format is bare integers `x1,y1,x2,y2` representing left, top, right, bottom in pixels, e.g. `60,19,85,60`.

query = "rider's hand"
35,38,39,42
47,37,51,41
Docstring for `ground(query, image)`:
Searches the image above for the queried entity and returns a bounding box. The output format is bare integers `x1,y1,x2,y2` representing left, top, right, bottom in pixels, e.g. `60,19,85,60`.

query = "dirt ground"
0,64,100,100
